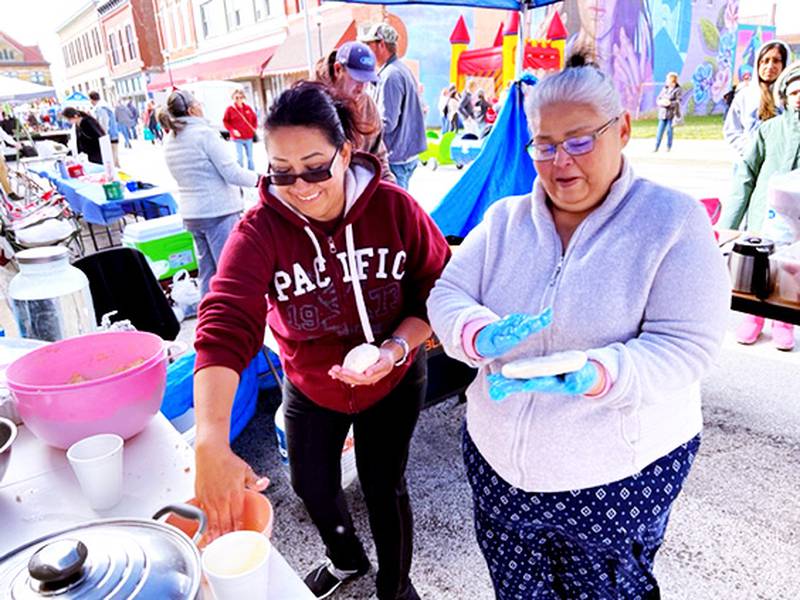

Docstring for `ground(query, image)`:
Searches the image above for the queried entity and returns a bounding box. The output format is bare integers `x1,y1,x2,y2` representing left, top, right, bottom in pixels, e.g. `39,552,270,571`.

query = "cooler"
122,215,197,280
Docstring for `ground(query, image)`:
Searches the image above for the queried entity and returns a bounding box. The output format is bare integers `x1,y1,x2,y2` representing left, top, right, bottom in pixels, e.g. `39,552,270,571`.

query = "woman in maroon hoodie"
222,88,258,170
193,81,450,600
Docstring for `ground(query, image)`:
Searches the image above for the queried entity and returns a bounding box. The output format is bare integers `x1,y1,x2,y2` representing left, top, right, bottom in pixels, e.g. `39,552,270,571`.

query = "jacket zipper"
513,221,588,487
326,234,357,414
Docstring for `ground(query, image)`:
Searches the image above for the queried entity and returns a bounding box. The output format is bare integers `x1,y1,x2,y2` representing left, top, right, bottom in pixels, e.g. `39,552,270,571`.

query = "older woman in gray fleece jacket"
160,90,259,296
427,55,730,600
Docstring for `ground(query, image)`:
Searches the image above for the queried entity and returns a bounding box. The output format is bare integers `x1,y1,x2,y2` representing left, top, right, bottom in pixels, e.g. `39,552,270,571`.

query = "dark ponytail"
160,89,198,135
62,107,89,119
565,49,599,70
264,80,376,148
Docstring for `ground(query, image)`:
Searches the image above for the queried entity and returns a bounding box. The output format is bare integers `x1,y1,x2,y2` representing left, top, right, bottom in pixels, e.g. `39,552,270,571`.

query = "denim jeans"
183,212,241,297
389,159,418,190
655,118,673,150
119,125,132,148
234,138,254,170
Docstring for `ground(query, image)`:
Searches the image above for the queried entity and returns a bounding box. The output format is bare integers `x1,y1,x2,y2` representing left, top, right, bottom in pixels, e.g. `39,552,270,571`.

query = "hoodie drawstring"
304,224,375,344
304,226,328,287
345,223,375,344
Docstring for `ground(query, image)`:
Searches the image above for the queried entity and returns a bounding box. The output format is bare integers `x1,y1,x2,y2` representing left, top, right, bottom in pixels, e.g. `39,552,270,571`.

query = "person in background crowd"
158,90,258,296
723,40,791,159
474,89,492,129
62,106,106,165
654,71,682,152
0,126,21,199
360,23,426,190
438,86,451,132
115,99,134,149
725,61,800,350
144,100,163,144
316,40,396,183
89,91,120,167
457,80,476,131
193,81,449,600
223,89,258,170
428,54,730,599
127,98,139,139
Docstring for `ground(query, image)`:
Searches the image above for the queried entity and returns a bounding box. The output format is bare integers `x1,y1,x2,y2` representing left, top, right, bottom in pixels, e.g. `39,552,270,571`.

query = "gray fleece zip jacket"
427,159,731,492
164,116,259,219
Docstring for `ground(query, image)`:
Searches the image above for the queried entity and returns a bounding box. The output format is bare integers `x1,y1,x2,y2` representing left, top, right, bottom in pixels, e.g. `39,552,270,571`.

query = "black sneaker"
304,558,369,599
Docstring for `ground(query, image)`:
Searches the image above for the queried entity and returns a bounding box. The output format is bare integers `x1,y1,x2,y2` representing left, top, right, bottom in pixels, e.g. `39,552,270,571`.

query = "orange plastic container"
167,490,273,548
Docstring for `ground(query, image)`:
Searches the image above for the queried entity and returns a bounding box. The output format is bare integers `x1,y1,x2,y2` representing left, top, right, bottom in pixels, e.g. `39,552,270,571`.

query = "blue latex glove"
487,361,600,402
475,308,553,358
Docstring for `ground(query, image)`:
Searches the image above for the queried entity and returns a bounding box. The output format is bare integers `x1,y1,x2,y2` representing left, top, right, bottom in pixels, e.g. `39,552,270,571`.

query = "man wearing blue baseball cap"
315,41,395,183
360,23,427,190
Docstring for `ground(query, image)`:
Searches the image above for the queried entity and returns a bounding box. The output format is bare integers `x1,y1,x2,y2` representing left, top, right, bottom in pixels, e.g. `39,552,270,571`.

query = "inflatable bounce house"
449,10,567,97
422,11,567,171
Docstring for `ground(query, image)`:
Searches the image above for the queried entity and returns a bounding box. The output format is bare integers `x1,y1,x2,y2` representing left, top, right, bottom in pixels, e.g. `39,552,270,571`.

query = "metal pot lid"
0,504,204,599
731,236,775,256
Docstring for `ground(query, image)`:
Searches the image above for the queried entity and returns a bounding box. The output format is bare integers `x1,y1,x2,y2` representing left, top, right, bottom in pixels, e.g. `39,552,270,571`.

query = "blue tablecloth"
34,166,178,226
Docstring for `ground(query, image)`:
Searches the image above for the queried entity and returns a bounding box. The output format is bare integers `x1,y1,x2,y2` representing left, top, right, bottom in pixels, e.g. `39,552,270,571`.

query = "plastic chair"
74,247,180,340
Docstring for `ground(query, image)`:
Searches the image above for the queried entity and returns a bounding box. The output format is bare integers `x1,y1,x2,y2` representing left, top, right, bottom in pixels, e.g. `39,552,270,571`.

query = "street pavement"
123,135,800,599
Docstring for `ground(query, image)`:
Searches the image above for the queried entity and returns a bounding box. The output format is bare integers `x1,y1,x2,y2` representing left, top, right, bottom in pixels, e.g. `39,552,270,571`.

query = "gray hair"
524,59,623,129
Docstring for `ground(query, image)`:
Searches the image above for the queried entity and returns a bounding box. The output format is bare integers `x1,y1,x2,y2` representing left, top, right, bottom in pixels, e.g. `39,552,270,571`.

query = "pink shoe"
735,315,765,344
771,321,795,351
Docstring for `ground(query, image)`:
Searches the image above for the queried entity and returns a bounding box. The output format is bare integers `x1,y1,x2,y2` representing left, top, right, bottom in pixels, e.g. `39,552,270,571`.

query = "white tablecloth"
0,413,313,599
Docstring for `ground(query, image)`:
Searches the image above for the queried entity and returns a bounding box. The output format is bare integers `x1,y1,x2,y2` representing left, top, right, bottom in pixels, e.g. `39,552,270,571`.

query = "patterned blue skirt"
463,425,700,600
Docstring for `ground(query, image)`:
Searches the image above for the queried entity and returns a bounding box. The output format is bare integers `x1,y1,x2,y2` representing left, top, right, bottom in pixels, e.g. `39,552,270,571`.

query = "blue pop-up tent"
327,0,559,238
431,78,537,237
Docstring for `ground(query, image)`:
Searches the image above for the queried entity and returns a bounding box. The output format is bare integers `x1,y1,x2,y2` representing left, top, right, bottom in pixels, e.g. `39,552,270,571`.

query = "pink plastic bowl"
6,331,174,449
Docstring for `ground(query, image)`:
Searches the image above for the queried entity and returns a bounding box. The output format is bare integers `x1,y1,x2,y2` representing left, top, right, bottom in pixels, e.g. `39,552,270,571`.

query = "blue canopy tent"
325,0,561,238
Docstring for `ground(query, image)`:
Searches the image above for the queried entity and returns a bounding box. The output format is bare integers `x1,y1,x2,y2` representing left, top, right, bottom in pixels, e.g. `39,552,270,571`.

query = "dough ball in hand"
342,343,381,374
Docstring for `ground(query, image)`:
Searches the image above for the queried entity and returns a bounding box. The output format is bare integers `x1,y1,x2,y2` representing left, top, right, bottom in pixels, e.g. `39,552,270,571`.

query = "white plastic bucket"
274,403,357,489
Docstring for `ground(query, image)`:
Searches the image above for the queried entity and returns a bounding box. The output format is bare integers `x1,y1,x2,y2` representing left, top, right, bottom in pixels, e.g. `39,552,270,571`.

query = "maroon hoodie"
194,153,450,413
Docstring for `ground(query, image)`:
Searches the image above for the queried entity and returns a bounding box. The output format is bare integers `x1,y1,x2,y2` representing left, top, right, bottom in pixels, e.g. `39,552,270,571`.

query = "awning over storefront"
263,18,356,76
147,46,278,91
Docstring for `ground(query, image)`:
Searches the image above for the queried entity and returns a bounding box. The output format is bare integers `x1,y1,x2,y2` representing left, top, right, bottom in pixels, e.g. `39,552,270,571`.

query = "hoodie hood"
774,59,800,109
262,151,382,342
754,39,792,85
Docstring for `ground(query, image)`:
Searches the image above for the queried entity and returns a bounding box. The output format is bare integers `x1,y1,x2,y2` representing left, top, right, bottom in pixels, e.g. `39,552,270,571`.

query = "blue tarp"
329,0,559,9
431,80,536,238
162,348,283,443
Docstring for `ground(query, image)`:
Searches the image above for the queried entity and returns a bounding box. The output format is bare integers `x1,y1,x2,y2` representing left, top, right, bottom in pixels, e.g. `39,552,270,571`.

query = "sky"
1,0,88,90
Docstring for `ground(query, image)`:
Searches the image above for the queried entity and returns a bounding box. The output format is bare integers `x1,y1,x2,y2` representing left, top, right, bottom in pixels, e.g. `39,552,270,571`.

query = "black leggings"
283,350,426,600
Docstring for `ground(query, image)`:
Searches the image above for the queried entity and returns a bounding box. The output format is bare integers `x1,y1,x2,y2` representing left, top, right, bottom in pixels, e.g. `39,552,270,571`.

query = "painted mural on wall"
551,0,742,116
388,0,749,124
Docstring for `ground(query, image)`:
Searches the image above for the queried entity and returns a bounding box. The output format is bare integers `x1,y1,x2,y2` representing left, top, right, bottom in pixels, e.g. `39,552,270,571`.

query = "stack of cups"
66,433,124,510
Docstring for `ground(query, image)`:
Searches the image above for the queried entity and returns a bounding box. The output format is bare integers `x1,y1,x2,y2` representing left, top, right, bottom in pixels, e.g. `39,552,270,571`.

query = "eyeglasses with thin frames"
267,148,340,186
526,115,621,162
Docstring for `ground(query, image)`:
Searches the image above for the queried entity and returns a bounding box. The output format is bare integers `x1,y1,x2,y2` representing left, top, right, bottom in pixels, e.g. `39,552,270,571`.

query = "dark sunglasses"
266,148,340,186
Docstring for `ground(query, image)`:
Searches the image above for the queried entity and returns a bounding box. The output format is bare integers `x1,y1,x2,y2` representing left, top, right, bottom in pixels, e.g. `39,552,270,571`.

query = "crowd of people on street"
4,18,797,599
154,23,752,600
438,80,496,135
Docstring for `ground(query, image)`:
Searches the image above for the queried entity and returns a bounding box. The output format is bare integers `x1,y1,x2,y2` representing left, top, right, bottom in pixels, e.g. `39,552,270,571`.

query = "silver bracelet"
382,336,410,367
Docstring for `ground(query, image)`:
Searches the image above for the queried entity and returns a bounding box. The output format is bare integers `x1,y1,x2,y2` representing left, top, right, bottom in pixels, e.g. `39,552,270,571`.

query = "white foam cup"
66,433,124,510
202,530,271,599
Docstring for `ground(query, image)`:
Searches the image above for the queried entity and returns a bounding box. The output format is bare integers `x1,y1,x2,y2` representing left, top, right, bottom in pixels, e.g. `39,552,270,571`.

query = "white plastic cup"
202,531,271,599
66,433,124,510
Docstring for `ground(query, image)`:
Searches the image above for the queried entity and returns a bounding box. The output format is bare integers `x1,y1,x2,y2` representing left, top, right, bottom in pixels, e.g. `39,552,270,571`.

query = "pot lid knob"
28,539,88,585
